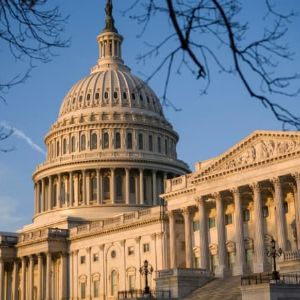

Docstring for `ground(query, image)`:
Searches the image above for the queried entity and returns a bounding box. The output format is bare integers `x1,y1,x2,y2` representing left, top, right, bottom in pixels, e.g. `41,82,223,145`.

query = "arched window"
111,270,118,296
63,138,67,155
138,133,143,150
157,137,161,153
148,135,153,151
80,134,86,151
165,139,168,155
91,176,97,201
56,141,60,157
71,136,76,153
116,175,122,200
91,133,97,150
115,132,121,149
103,176,110,199
103,132,109,149
127,132,132,149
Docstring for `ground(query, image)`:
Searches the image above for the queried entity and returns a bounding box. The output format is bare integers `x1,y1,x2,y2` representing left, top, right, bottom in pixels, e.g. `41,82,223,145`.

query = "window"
95,92,100,99
103,176,110,199
80,256,86,264
93,253,99,262
143,243,150,253
128,275,136,291
131,93,136,100
71,136,76,153
128,246,134,256
116,176,122,200
181,241,185,251
111,270,118,296
61,181,65,205
80,134,86,151
103,132,109,149
127,132,132,149
243,209,250,222
56,141,60,156
130,176,135,193
192,221,200,232
157,137,161,153
165,139,168,155
194,257,200,268
87,94,91,101
262,206,269,218
114,91,118,99
138,133,143,150
148,135,153,151
245,249,253,267
91,177,97,201
115,132,121,149
111,250,116,258
63,138,67,154
208,217,216,229
123,92,127,99
91,133,97,150
104,91,109,99
93,280,100,298
81,282,86,299
284,201,289,213
227,252,235,270
225,214,233,225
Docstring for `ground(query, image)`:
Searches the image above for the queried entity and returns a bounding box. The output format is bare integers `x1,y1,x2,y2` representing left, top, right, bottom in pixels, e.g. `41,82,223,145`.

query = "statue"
104,0,117,32
105,0,112,18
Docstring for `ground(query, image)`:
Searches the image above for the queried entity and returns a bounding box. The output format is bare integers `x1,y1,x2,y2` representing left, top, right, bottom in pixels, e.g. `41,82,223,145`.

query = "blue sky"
0,0,299,231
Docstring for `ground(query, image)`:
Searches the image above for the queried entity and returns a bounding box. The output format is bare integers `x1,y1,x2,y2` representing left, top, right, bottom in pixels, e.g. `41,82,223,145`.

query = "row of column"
168,177,297,276
35,169,169,214
0,252,66,300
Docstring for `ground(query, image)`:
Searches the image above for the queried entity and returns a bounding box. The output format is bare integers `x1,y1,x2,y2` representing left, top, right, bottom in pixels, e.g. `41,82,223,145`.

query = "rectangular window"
80,256,86,264
262,206,269,218
138,133,144,150
243,209,250,222
81,282,86,299
157,137,161,153
149,135,153,151
284,201,288,213
208,217,216,229
194,257,200,268
225,214,233,225
192,221,200,232
93,253,99,262
128,246,135,256
143,243,150,253
128,275,136,291
181,241,185,251
94,280,100,297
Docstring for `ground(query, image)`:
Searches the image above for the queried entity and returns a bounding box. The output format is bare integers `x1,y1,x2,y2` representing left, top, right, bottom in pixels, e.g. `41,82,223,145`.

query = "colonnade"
34,168,171,214
168,175,300,276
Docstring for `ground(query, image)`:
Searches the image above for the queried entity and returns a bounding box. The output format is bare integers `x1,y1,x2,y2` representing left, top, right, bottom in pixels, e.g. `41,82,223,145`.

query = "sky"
0,0,299,231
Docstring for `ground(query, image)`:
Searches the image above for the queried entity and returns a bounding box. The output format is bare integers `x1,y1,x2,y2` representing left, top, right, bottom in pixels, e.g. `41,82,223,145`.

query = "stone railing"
19,228,69,243
70,207,160,237
165,173,193,193
156,268,212,278
283,250,300,261
35,151,188,172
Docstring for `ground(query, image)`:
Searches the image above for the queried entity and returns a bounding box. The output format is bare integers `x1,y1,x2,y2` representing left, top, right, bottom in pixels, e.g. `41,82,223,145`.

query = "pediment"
194,130,300,178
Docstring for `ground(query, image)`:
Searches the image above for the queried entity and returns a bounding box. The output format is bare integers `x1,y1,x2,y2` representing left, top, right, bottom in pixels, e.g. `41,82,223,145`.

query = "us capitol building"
1,1,300,300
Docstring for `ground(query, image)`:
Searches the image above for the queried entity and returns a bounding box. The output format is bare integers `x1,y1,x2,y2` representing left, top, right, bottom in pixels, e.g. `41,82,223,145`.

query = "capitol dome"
32,1,189,226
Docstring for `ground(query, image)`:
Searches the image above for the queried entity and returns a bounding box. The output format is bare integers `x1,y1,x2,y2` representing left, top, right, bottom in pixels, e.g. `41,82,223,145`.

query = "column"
96,169,101,204
74,250,79,300
163,173,167,193
46,253,52,300
69,172,73,206
29,255,34,300
37,181,40,213
82,170,86,205
272,177,288,250
86,171,91,205
251,182,266,273
215,193,227,277
64,175,69,206
34,184,37,214
125,168,130,205
0,259,4,300
139,169,144,205
48,176,53,210
41,179,45,212
182,207,193,268
111,168,115,204
232,188,246,275
12,260,19,300
293,173,300,249
196,197,209,270
21,257,26,300
61,253,68,300
37,254,43,300
74,173,79,207
168,210,177,268
152,170,157,205
69,252,73,300
58,174,62,208
99,170,103,204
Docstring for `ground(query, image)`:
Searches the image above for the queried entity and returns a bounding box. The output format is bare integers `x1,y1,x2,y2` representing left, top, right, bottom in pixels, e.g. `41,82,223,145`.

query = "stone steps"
183,276,242,300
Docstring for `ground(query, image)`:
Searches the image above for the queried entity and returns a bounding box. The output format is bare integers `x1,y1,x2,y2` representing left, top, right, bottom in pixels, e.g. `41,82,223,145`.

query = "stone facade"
1,2,300,300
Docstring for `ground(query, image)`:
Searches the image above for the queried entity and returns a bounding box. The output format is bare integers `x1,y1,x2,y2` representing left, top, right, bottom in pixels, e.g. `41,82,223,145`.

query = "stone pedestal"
155,268,212,298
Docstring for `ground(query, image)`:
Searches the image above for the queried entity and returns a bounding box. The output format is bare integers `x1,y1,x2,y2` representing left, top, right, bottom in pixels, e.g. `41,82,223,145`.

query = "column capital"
151,233,156,240
135,236,141,243
249,182,261,192
181,206,191,216
213,192,221,201
292,172,300,181
194,196,204,205
167,210,176,219
99,244,105,251
270,177,281,187
230,187,240,196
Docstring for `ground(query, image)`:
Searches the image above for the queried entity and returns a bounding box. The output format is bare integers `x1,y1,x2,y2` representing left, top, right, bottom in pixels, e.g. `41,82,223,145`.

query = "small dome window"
104,92,109,99
87,94,91,101
79,95,83,102
146,96,150,104
95,92,100,99
72,97,76,104
114,91,118,99
131,93,136,100
140,94,144,101
123,92,127,99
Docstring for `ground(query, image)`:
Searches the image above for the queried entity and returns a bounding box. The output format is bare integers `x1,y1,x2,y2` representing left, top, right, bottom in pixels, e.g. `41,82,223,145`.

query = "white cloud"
0,121,46,156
